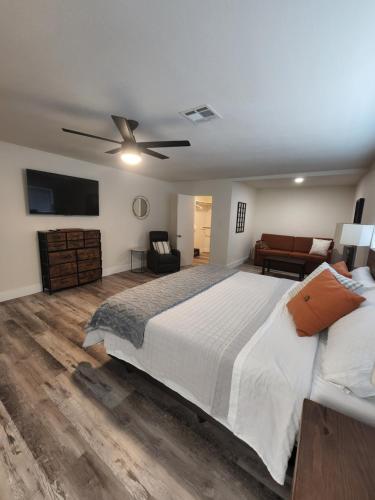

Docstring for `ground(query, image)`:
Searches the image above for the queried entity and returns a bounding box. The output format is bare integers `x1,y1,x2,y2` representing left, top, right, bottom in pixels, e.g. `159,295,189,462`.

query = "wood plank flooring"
193,252,210,265
0,268,290,500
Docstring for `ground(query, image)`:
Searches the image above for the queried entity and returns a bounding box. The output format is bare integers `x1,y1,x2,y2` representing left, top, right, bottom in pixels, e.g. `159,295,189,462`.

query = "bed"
84,251,375,485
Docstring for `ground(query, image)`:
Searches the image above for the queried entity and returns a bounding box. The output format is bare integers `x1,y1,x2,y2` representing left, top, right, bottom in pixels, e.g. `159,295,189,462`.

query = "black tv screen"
26,169,99,215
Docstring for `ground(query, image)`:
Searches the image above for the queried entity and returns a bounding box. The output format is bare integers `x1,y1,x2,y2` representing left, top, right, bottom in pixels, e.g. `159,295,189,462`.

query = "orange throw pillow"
287,269,365,337
332,261,352,278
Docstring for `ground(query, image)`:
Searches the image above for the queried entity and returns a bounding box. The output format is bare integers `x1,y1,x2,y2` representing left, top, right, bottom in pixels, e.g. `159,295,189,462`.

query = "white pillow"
309,238,332,256
153,241,171,254
287,261,362,300
352,266,375,289
323,293,375,398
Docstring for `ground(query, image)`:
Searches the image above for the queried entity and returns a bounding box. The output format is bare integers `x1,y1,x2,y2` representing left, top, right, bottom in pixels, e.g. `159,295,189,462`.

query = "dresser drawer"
77,248,100,261
48,250,76,266
78,258,101,272
84,230,100,239
78,269,102,284
50,274,78,290
66,231,84,240
47,232,66,243
84,238,100,248
47,240,67,252
67,239,84,249
49,262,77,278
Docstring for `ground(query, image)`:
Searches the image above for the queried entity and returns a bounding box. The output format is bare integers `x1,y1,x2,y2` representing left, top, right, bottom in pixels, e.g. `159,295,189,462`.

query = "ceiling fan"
62,115,190,165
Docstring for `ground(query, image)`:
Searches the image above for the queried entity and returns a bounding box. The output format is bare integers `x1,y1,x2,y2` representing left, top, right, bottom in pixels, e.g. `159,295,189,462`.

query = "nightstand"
130,248,147,273
292,399,375,500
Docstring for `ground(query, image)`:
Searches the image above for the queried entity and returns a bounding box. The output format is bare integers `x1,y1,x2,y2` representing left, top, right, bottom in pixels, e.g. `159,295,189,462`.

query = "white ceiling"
1,1,375,181
245,169,365,189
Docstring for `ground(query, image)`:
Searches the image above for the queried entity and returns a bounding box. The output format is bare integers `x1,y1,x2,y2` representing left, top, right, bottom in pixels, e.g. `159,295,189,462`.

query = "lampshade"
340,224,374,247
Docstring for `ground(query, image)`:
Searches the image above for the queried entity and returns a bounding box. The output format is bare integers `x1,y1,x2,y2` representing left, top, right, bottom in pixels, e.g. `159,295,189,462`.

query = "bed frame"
368,248,375,279
103,253,375,496
108,355,293,498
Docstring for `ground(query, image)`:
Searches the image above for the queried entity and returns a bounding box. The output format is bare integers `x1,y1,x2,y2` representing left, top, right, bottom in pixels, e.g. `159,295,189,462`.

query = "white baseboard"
0,284,42,303
102,263,131,276
0,262,132,303
226,256,250,269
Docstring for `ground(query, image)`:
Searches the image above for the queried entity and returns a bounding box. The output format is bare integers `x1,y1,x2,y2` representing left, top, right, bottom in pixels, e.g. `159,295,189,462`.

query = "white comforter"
84,271,318,484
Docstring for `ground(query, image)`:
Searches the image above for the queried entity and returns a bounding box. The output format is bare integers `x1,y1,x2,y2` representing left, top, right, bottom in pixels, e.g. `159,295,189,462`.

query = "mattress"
92,271,292,418
310,335,375,427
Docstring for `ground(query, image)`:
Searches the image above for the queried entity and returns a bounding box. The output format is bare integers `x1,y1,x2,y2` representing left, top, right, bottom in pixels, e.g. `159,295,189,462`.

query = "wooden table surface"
292,399,375,500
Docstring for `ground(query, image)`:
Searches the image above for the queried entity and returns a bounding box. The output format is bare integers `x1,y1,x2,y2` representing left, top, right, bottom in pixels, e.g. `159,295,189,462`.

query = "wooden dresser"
38,229,102,292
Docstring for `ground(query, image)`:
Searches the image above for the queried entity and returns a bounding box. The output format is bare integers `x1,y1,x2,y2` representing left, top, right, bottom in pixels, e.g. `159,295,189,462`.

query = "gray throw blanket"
86,265,238,348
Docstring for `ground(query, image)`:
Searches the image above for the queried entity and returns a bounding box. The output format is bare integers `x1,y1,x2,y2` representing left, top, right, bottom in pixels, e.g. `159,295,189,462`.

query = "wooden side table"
292,399,375,500
130,248,147,273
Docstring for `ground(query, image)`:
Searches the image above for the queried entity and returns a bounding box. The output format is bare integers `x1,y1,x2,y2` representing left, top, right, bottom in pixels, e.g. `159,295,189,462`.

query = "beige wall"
0,141,175,301
354,165,375,265
252,186,355,246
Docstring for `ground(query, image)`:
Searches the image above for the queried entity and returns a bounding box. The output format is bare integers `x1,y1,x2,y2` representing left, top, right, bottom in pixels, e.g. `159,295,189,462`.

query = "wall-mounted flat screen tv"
26,169,99,216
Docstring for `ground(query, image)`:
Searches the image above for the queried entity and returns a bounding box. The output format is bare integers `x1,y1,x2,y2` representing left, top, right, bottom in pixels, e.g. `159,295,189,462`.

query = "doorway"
193,196,212,265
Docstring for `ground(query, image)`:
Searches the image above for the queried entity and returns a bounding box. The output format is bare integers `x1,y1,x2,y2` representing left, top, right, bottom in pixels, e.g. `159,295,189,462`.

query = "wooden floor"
193,252,210,265
0,267,290,500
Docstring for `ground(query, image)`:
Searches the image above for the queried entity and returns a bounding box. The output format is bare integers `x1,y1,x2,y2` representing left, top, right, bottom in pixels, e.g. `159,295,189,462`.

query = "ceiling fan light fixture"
121,151,142,165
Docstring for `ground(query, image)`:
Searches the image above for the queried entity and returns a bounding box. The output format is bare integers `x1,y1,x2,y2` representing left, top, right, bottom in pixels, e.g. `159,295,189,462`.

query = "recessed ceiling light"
294,177,305,184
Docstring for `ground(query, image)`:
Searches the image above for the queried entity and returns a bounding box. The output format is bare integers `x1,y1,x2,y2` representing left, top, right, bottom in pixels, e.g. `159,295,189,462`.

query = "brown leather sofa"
254,233,334,274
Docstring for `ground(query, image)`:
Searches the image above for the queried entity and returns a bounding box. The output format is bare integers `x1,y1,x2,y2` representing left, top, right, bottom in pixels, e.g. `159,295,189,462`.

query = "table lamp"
340,224,374,271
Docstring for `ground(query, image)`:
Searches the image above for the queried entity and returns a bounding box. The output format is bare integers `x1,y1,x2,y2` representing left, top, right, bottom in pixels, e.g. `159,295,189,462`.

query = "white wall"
252,186,355,245
173,179,233,265
0,141,175,301
354,165,375,265
226,182,256,267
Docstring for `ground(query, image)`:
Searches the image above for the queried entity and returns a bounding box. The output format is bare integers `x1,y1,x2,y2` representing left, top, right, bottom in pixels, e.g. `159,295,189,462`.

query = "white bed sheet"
310,336,375,427
228,289,318,484
87,271,292,417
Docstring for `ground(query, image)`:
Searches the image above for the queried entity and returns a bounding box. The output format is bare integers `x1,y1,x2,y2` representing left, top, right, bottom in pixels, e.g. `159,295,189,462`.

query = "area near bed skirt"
85,265,238,348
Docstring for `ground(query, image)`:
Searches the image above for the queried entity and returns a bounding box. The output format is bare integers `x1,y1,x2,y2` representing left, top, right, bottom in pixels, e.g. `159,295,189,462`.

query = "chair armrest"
171,248,181,260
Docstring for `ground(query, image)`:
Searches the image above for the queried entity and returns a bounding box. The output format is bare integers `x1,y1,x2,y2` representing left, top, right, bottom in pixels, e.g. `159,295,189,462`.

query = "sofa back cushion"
293,236,333,253
261,233,294,251
294,237,313,253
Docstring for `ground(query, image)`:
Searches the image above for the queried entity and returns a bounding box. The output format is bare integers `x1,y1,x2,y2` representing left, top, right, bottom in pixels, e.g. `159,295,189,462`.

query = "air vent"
180,105,221,123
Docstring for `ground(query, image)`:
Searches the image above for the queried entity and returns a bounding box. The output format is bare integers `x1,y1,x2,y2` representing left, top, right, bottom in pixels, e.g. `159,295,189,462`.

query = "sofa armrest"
326,248,333,263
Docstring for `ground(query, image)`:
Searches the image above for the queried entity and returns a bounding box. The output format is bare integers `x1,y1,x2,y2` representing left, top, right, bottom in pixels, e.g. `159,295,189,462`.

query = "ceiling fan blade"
62,128,121,145
111,115,137,143
141,148,169,160
105,147,122,154
137,140,190,148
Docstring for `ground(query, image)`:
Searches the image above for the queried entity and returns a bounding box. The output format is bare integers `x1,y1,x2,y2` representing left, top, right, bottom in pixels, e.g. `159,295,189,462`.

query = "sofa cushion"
291,251,325,263
261,234,294,251
158,253,179,264
293,237,313,253
258,249,291,258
